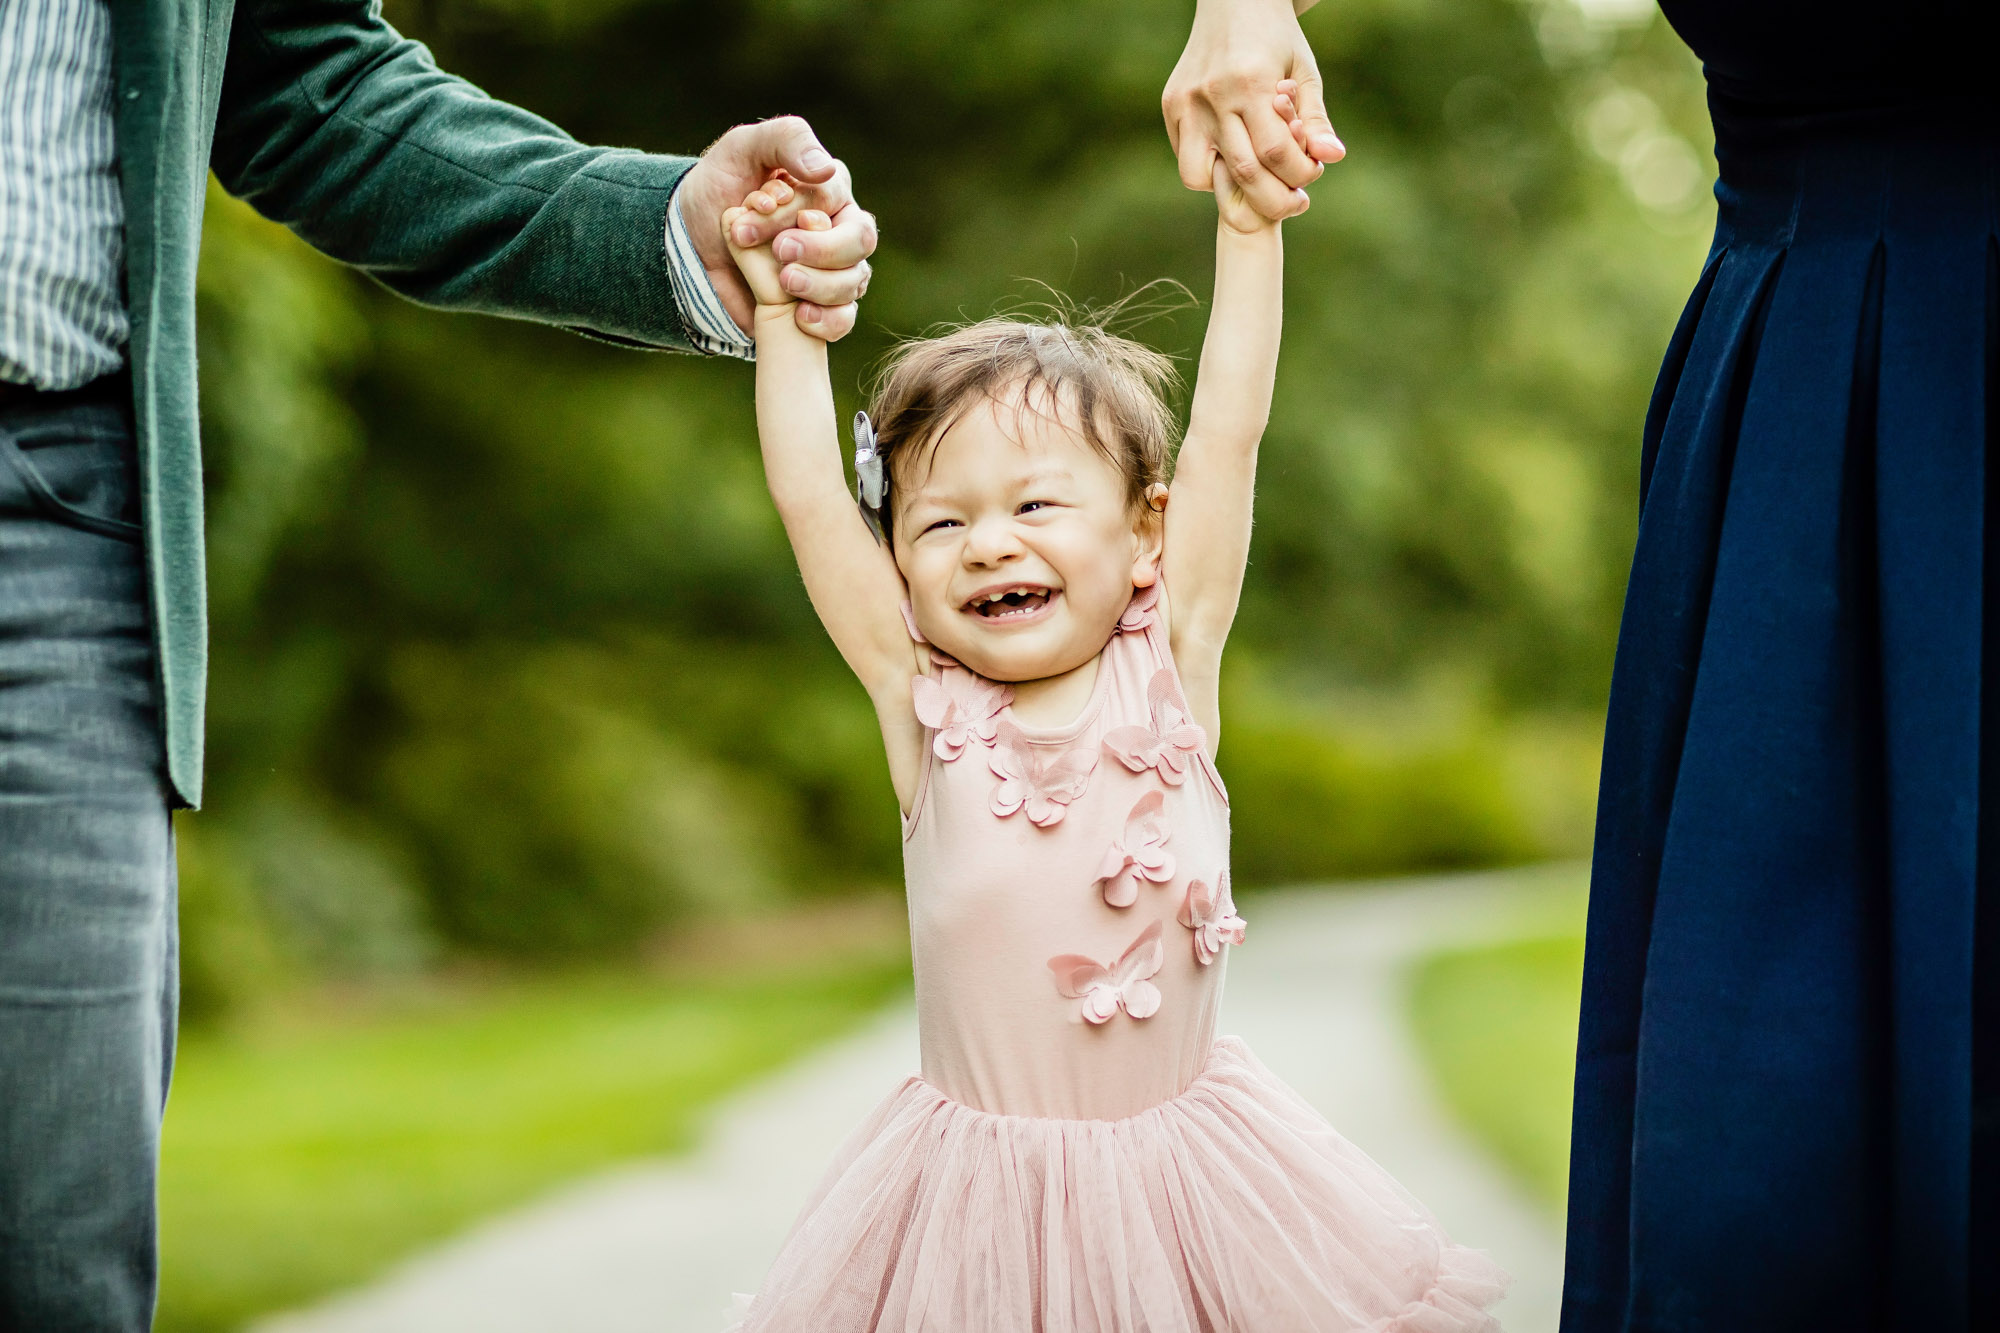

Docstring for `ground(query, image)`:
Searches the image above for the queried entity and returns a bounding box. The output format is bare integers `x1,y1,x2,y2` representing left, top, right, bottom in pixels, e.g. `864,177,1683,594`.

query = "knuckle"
1258,140,1293,168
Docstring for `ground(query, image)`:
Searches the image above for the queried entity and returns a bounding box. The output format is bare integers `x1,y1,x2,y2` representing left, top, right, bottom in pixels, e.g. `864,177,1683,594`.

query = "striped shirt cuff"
665,182,756,362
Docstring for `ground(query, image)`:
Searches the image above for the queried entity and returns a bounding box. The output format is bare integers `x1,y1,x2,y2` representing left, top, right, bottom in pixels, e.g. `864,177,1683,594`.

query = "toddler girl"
717,109,1507,1332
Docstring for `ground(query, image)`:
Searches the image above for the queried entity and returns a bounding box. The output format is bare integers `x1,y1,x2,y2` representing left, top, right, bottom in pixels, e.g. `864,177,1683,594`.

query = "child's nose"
962,516,1024,565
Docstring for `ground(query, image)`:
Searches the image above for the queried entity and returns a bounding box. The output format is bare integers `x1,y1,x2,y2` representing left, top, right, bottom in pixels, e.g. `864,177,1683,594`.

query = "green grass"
157,954,910,1332
1407,921,1587,1213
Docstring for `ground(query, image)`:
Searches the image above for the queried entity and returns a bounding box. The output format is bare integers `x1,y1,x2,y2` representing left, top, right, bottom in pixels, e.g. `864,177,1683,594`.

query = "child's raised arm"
726,180,929,806
1162,120,1293,739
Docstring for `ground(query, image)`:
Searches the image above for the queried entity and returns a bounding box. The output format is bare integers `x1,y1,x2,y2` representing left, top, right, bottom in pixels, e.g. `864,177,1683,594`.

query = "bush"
179,0,1707,984
173,791,432,1021
379,646,792,955
1222,718,1552,884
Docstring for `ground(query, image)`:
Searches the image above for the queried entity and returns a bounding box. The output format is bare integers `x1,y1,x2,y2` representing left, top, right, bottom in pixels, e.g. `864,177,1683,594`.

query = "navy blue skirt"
1563,92,1999,1331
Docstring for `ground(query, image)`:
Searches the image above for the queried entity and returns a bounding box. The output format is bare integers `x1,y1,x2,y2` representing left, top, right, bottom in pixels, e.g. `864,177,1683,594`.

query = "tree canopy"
180,0,1714,1011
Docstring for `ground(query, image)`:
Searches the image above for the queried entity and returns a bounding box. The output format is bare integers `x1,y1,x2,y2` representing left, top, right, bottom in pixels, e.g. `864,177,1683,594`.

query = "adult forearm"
212,0,698,350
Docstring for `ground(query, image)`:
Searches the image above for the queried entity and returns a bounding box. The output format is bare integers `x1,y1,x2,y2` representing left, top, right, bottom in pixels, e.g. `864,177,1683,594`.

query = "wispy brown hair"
863,301,1185,542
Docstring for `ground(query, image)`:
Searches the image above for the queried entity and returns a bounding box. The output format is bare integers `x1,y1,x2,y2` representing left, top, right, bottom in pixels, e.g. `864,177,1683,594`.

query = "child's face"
892,392,1160,684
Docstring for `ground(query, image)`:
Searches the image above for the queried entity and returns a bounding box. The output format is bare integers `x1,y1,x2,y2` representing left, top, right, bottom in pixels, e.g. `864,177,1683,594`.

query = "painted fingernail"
774,237,802,262
801,148,833,174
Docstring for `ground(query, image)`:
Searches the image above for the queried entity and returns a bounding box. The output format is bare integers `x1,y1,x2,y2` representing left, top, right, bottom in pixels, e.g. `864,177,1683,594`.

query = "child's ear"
1131,486,1169,585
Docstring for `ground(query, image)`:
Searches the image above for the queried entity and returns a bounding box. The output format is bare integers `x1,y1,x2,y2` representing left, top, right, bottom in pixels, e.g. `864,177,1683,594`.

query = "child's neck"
1004,651,1103,730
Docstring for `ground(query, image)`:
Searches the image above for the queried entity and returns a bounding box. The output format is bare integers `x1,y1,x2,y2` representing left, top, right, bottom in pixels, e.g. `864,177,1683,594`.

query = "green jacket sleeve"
210,0,699,350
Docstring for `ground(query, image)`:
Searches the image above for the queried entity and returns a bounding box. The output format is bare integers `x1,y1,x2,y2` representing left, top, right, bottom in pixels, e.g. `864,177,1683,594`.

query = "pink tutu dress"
729,587,1508,1332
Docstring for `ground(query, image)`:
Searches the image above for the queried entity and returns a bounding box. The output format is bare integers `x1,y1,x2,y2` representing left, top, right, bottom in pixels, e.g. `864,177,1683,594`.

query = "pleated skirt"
1564,92,2000,1332
727,1038,1507,1333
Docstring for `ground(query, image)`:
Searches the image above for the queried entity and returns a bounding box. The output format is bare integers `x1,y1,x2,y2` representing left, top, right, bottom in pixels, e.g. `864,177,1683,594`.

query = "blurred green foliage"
182,0,1713,1008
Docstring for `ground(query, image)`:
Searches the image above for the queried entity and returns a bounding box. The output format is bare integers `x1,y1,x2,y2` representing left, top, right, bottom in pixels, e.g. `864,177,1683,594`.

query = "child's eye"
922,518,960,534
1018,501,1049,515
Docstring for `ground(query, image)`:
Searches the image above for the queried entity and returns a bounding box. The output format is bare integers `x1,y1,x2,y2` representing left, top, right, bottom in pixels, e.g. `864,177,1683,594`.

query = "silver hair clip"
853,410,887,542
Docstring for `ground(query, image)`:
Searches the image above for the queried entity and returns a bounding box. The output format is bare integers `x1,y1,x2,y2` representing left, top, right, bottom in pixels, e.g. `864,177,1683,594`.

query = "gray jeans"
0,381,176,1333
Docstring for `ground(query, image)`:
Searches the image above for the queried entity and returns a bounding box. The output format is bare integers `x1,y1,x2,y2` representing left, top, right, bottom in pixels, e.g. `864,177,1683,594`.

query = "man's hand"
677,117,877,341
1163,0,1344,222
724,174,836,331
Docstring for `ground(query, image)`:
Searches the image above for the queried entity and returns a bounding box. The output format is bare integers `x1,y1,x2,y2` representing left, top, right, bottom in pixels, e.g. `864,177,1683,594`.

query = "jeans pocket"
0,425,143,544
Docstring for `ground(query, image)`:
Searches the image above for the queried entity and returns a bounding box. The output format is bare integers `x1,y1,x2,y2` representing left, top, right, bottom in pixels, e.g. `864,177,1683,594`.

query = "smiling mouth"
964,585,1058,620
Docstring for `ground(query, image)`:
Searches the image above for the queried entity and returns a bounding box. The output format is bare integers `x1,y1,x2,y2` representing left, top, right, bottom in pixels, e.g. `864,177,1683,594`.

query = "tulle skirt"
726,1036,1507,1332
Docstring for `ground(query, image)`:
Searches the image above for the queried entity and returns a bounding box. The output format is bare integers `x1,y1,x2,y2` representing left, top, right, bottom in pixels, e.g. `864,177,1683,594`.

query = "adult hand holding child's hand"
724,174,836,333
1213,84,1313,232
678,116,876,341
1163,0,1344,221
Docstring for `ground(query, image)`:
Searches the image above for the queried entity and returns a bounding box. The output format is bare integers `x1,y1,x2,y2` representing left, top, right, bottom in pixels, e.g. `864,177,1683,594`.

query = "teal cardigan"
112,0,701,807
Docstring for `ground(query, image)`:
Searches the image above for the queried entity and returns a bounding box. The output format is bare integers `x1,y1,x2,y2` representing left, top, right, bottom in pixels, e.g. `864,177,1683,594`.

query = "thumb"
1289,66,1345,164
738,114,837,183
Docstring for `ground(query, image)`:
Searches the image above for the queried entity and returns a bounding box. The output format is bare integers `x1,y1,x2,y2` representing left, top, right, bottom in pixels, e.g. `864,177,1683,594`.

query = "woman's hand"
1162,0,1344,221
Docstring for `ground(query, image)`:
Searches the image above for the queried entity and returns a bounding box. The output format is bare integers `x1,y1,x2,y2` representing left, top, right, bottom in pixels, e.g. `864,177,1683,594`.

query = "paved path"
257,873,1577,1333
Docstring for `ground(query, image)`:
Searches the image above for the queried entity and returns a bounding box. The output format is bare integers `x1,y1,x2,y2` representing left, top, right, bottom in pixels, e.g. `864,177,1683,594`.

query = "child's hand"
723,172,837,328
1214,154,1296,235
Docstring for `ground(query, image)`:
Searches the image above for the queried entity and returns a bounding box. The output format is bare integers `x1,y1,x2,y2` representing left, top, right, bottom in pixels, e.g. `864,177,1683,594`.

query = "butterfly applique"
1049,920,1165,1024
1179,869,1246,966
1117,581,1162,634
911,668,1012,761
1103,669,1206,786
989,720,1097,826
1094,790,1176,908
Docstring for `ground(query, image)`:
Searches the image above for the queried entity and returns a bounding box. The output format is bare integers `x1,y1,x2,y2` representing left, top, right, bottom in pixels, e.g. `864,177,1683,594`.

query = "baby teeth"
966,587,1055,612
